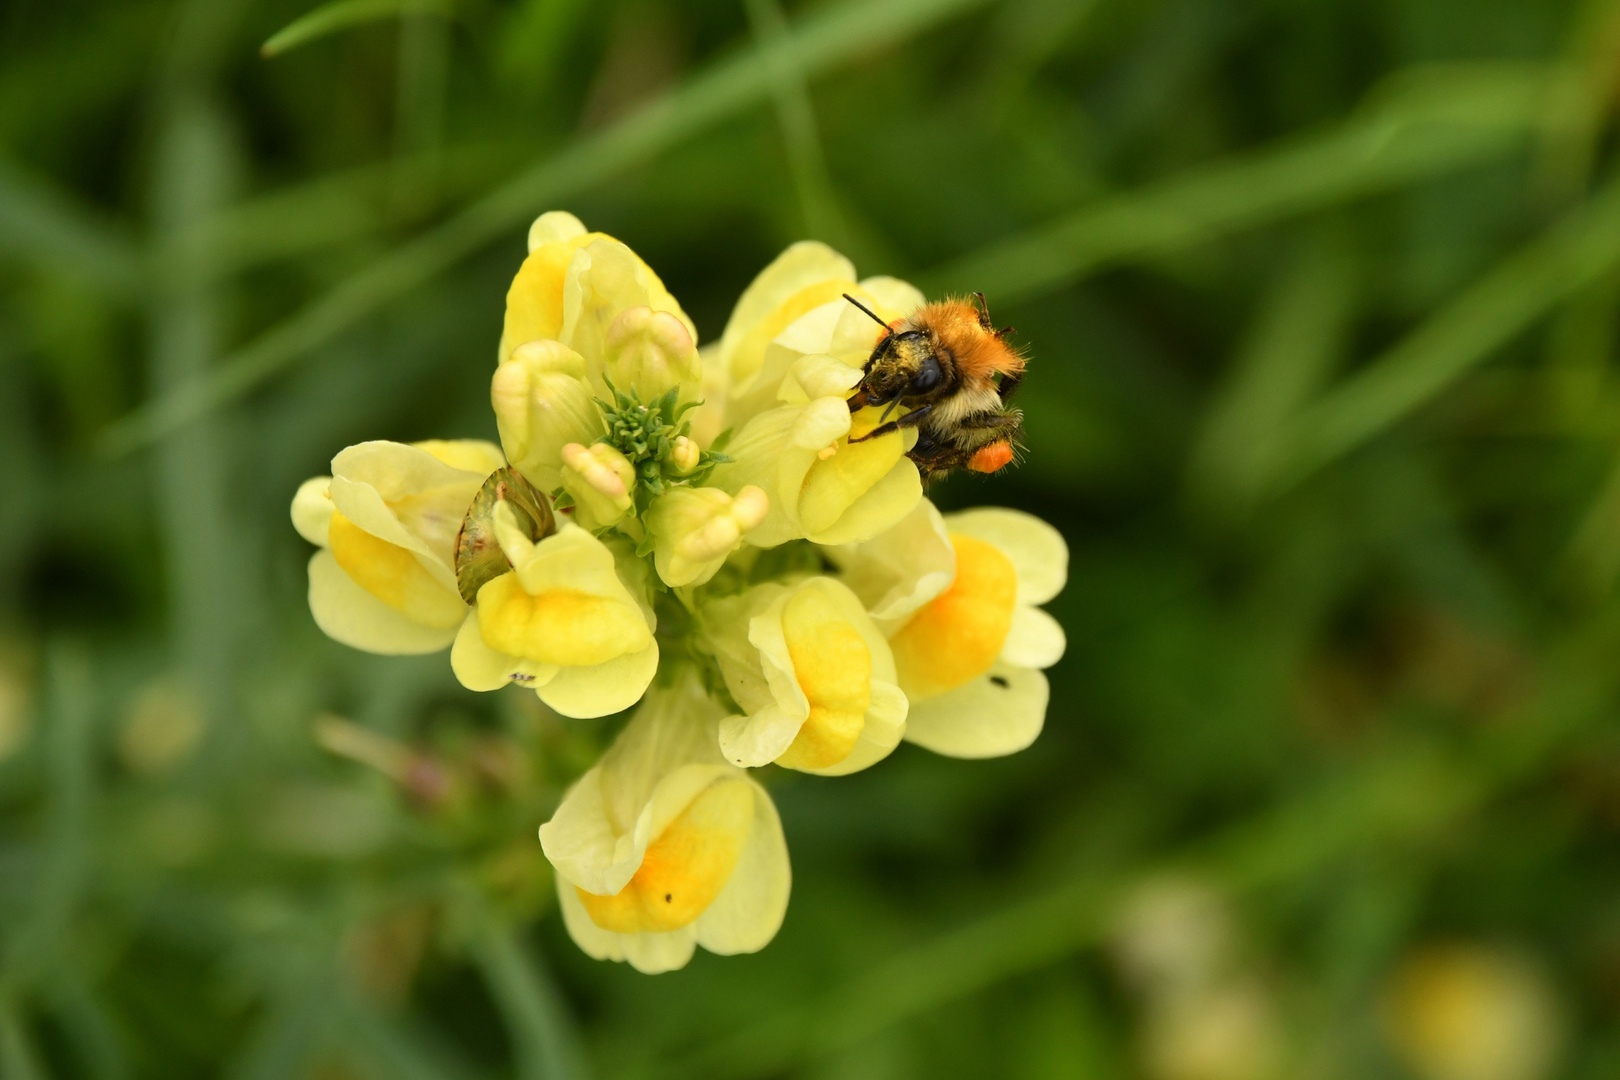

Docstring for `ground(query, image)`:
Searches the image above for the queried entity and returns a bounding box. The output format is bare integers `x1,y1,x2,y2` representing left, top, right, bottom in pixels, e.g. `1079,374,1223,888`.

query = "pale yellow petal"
328,511,467,629
1001,606,1067,670
904,664,1048,759
499,229,600,362
619,924,699,974
856,275,925,319
828,497,955,625
719,241,856,389
528,210,586,251
328,441,483,580
556,875,628,962
718,702,803,769
306,551,458,655
799,678,907,778
946,508,1069,606
890,534,1018,700
693,780,791,956
450,610,558,692
537,641,659,719
576,778,754,934
512,522,640,603
291,477,334,547
803,454,921,547
562,237,695,379
412,438,506,475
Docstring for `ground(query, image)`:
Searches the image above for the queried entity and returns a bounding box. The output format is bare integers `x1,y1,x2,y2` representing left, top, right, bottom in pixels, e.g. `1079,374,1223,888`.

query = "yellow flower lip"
709,577,907,776
774,582,872,770
476,571,650,667
890,534,1020,700
577,777,755,934
328,510,467,630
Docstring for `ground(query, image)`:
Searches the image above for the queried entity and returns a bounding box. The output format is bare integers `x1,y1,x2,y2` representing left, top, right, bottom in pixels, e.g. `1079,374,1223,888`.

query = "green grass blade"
470,913,589,1080
1265,176,1620,494
0,995,47,1080
922,63,1551,301
0,159,142,296
94,0,991,456
261,0,452,59
96,0,994,459
1185,235,1357,515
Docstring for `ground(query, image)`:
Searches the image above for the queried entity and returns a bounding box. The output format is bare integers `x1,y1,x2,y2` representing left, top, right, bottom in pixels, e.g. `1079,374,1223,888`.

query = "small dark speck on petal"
990,675,1009,688
665,894,673,902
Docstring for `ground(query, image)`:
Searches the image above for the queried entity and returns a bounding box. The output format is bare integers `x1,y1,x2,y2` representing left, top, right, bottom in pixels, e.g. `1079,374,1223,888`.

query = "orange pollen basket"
969,442,1015,474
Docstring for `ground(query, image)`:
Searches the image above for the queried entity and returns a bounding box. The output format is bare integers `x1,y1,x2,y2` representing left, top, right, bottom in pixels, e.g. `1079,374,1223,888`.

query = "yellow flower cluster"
291,212,1068,973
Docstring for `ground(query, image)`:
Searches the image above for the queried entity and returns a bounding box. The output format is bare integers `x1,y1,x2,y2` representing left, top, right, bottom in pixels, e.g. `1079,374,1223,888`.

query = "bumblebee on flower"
290,210,1068,973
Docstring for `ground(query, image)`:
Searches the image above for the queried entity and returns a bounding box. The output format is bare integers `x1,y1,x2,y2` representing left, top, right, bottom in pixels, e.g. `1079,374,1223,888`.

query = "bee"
843,292,1025,481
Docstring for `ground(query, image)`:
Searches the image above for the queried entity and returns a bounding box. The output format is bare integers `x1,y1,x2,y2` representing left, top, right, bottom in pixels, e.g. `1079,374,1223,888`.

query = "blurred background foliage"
2,0,1619,1076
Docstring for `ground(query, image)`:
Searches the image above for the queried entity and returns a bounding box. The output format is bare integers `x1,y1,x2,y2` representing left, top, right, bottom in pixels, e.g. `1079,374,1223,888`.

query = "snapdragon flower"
292,212,1071,974
700,576,907,775
885,508,1069,758
292,439,504,654
542,671,789,974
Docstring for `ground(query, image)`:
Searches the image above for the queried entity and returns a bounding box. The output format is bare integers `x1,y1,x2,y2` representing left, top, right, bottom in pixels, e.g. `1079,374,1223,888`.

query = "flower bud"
603,306,702,399
491,341,603,491
646,485,769,587
669,435,701,475
560,442,635,529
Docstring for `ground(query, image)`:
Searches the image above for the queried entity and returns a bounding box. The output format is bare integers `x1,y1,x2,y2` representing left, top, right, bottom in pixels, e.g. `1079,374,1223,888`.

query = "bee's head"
852,330,946,409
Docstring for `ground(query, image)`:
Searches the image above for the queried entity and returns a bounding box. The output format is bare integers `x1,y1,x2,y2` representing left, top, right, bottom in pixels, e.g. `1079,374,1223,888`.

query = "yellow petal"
797,408,906,536
450,610,558,692
890,534,1019,700
1001,606,1067,669
499,231,600,362
692,779,791,956
475,571,650,667
946,508,1068,606
577,778,755,934
537,641,660,719
772,584,871,771
828,497,955,625
904,664,1048,759
411,438,505,476
528,210,586,250
327,511,465,629
291,477,333,547
306,551,459,655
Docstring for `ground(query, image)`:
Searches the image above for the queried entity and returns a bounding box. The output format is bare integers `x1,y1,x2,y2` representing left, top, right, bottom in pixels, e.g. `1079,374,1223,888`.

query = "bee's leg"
996,370,1023,403
847,404,934,443
972,292,993,331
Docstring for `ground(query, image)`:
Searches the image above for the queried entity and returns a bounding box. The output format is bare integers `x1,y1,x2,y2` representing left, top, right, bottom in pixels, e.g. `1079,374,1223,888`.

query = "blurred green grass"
5,0,1620,1077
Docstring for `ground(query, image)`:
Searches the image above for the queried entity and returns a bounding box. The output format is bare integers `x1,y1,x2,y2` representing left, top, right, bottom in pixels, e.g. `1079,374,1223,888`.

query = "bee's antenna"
842,294,892,336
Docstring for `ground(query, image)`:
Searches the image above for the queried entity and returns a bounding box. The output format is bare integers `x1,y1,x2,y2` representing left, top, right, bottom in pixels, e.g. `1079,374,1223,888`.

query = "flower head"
292,217,1072,976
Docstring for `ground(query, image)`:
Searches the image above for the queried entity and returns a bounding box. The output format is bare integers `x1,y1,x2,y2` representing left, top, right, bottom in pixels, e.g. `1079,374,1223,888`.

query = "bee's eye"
911,355,942,393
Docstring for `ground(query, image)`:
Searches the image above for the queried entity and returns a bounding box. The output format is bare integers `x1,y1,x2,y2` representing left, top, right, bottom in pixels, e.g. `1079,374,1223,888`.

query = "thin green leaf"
0,158,142,295
923,64,1552,302
261,0,451,59
1265,175,1620,494
468,907,589,1080
97,0,996,458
